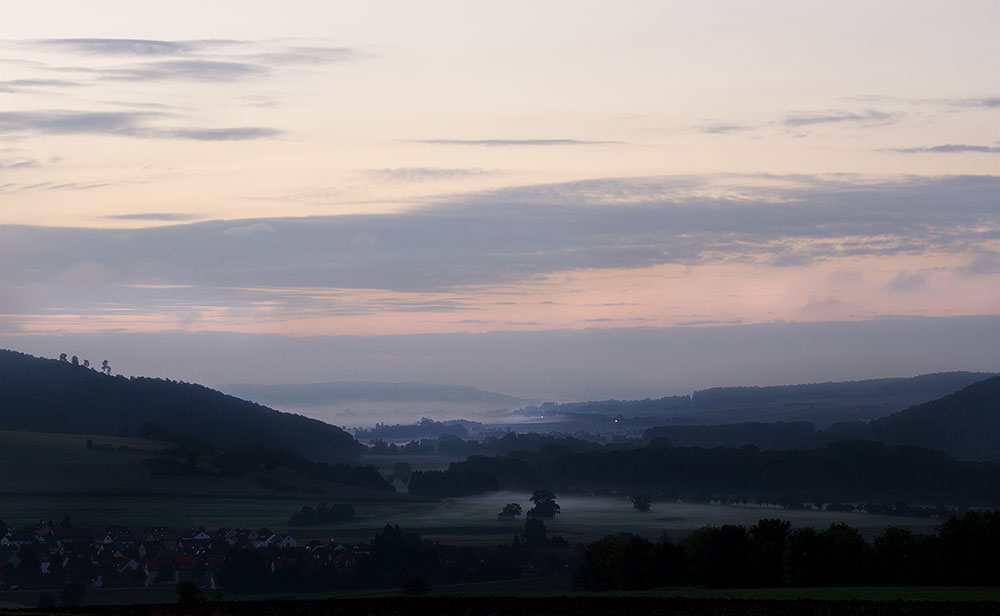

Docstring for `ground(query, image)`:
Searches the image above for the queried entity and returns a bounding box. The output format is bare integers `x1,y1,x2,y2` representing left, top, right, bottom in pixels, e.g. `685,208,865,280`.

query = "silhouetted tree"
631,494,652,512
101,359,111,376
498,503,523,519
872,525,919,585
783,527,821,586
685,524,750,587
527,489,560,519
819,522,870,584
748,518,790,586
59,353,67,362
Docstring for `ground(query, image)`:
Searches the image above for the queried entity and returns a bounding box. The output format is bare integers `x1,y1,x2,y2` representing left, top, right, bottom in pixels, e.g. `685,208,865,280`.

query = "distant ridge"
222,381,528,407
690,372,998,408
864,375,1000,460
0,350,362,463
516,372,996,428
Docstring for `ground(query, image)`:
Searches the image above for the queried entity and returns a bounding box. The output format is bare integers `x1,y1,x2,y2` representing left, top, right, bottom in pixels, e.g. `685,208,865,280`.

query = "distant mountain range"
0,350,362,463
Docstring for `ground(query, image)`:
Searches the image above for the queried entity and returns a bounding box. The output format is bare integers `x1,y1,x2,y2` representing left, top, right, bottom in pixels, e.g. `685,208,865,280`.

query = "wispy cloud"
0,78,83,93
695,122,753,134
961,251,1000,275
885,271,927,293
22,180,121,191
248,46,358,65
0,110,160,135
25,38,359,73
890,144,1000,154
104,60,267,82
29,38,240,56
0,110,282,141
362,167,498,183
411,138,623,146
783,109,896,127
157,127,283,141
0,158,40,169
952,97,1000,109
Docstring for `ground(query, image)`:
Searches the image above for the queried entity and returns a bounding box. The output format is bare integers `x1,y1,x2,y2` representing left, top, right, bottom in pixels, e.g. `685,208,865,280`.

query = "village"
0,520,364,592
0,515,567,600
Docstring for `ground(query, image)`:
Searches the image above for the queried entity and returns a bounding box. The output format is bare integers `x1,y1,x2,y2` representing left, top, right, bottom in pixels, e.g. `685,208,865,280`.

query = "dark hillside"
866,375,1000,460
0,350,362,463
690,372,997,409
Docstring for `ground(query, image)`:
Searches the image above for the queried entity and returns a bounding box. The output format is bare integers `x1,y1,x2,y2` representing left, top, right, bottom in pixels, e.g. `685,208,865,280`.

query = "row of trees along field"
408,439,1000,504
577,512,1000,590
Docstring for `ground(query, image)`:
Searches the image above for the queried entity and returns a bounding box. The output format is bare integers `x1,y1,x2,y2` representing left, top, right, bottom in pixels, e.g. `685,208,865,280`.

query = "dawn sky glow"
2,1,999,397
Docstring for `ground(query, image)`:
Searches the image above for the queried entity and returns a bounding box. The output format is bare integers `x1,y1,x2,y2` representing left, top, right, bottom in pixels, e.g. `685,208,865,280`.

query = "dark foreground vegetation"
8,595,1000,616
577,512,1000,590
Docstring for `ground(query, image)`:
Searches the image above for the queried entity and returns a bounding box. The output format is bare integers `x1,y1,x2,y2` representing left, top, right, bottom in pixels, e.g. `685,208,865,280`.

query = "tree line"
408,439,1000,505
576,511,1000,590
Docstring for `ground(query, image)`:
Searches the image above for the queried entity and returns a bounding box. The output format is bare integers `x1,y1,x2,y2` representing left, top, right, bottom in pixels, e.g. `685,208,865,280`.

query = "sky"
1,1,999,402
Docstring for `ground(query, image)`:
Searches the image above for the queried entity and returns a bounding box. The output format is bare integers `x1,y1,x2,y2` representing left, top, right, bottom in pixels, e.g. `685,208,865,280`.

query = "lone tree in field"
527,489,561,519
498,503,523,519
632,494,652,512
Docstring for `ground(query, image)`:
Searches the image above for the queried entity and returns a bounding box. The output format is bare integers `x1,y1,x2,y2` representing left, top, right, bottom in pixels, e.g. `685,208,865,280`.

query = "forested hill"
0,350,362,463
689,371,996,408
863,375,1000,460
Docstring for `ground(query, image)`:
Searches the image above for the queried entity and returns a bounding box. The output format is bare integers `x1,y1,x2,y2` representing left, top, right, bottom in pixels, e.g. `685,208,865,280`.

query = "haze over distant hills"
221,382,532,426
513,372,997,429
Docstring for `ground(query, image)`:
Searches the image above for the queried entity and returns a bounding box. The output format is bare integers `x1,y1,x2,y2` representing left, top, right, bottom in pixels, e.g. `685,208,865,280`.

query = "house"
144,529,178,552
138,541,165,559
331,551,357,573
3,530,37,547
51,527,94,547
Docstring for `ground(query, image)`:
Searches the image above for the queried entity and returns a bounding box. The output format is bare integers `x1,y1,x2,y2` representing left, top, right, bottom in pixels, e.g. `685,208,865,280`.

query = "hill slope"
865,375,1000,460
0,350,362,463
